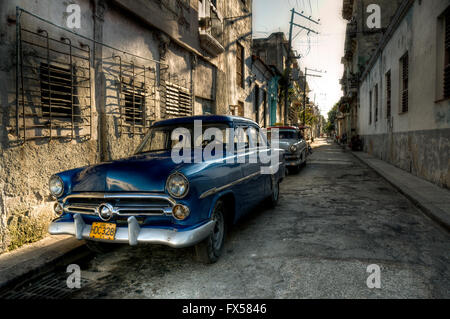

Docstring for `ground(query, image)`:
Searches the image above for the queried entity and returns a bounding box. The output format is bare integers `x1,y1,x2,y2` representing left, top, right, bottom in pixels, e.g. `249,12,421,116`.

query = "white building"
358,0,450,189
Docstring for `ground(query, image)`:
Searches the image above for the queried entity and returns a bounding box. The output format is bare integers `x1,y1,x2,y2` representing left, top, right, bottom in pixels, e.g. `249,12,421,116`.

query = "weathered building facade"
250,54,277,128
253,32,288,125
339,0,403,140
358,0,450,189
253,32,308,126
0,0,253,253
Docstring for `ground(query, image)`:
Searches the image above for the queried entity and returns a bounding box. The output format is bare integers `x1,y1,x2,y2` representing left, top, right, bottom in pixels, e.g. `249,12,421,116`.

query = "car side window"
234,126,249,150
248,126,259,149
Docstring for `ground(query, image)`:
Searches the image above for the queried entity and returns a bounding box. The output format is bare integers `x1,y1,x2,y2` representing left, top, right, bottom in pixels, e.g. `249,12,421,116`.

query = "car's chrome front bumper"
49,214,215,248
286,158,302,166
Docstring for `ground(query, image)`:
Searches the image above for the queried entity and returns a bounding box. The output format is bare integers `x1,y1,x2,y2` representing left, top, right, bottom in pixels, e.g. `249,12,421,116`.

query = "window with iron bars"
123,90,144,126
17,24,92,143
40,63,78,120
400,52,409,113
114,57,156,136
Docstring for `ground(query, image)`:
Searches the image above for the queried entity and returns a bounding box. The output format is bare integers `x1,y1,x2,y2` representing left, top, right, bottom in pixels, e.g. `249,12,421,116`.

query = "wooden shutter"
236,43,244,88
165,82,192,117
401,53,409,113
386,71,391,118
444,10,450,99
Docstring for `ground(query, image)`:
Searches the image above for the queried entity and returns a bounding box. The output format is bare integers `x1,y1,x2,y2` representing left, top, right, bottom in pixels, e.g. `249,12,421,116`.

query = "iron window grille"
40,63,75,119
16,25,92,143
114,56,157,136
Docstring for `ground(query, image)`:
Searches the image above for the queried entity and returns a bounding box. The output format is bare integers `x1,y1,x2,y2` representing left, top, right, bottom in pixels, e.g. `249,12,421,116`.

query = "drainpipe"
93,0,108,162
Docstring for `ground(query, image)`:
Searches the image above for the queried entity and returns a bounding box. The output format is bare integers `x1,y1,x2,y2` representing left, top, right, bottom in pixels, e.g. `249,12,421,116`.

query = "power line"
284,8,320,124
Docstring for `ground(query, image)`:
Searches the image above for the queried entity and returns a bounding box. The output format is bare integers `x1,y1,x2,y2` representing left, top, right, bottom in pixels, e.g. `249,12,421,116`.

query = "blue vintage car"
48,115,285,263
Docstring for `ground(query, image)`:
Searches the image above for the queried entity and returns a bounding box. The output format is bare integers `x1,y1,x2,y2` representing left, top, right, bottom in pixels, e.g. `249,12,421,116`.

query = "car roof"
267,126,299,130
153,115,259,127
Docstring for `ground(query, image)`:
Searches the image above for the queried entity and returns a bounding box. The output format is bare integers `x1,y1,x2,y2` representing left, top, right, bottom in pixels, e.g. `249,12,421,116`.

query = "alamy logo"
66,264,81,289
170,121,281,175
366,4,381,29
366,264,381,289
66,4,81,29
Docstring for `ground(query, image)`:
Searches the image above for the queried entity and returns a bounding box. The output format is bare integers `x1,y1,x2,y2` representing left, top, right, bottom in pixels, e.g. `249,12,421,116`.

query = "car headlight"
289,145,297,153
166,173,189,199
49,175,64,197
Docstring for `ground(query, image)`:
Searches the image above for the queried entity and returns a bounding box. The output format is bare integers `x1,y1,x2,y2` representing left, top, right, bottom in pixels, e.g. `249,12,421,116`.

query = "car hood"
278,139,298,151
69,152,183,193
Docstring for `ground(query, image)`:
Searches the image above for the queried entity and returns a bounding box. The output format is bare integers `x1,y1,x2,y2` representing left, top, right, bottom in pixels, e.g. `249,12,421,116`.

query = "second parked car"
267,126,307,174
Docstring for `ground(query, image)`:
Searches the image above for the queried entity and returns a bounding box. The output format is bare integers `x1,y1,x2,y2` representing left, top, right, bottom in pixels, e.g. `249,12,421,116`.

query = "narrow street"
51,138,449,299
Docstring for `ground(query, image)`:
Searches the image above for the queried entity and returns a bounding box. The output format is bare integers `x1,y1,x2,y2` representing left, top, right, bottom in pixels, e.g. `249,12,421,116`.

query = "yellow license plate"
89,222,117,241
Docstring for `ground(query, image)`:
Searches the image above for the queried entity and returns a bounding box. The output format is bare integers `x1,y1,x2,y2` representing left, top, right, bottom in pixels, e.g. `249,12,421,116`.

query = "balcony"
342,0,354,20
348,73,359,92
198,0,225,56
346,19,357,38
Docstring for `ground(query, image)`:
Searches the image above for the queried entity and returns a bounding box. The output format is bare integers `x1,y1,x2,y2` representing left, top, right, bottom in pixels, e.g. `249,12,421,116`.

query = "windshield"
267,130,302,141
135,123,231,155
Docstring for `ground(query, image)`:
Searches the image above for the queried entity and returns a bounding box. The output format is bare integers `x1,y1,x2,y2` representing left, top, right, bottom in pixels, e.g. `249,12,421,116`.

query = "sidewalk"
352,151,450,232
0,235,86,290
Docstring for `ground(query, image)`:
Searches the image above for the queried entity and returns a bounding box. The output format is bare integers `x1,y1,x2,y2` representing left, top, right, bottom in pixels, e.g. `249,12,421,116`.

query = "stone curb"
351,151,450,233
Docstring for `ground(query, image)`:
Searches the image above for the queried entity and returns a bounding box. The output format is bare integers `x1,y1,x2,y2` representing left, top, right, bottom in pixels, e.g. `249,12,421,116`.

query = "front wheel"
195,200,226,264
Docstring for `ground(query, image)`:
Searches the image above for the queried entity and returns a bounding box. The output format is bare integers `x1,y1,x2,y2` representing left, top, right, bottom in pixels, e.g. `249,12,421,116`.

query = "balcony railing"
198,0,225,56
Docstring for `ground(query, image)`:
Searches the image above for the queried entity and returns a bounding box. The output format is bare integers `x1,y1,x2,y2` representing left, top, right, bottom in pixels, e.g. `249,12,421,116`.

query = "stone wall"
362,129,450,189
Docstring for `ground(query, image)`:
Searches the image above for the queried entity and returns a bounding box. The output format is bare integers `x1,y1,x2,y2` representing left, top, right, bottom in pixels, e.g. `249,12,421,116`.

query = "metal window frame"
14,6,167,144
114,55,156,137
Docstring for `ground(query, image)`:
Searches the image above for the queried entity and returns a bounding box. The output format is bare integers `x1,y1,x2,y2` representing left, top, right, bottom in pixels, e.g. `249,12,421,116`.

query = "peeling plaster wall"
359,0,450,189
0,0,98,252
221,0,253,117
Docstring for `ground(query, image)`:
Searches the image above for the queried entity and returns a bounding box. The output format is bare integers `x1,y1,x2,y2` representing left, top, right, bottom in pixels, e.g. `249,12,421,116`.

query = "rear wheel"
195,200,226,264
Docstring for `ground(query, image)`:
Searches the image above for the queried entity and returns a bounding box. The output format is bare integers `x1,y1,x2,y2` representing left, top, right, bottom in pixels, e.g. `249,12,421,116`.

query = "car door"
233,124,261,216
248,125,271,202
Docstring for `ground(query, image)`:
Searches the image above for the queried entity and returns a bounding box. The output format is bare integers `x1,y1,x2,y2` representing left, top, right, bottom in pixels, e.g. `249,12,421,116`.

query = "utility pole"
284,9,319,125
302,67,323,125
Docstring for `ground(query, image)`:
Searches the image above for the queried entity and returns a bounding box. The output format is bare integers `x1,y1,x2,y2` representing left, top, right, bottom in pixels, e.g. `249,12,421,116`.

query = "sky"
253,0,347,118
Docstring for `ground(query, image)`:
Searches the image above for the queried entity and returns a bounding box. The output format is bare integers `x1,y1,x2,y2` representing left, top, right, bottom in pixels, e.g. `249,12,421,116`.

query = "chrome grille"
62,193,175,217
